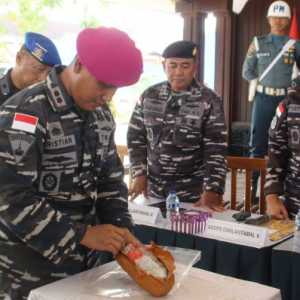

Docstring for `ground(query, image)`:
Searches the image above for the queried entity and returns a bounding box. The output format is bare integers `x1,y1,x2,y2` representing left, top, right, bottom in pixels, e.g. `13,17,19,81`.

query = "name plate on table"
129,202,162,225
205,218,268,248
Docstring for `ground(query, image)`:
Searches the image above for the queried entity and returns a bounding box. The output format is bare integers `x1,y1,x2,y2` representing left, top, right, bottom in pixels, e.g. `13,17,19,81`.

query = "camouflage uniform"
0,66,132,300
265,81,300,217
127,80,227,202
0,70,19,106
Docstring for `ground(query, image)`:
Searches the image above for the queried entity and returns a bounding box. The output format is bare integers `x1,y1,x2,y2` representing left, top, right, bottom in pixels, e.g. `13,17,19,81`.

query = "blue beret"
24,32,61,66
162,41,198,59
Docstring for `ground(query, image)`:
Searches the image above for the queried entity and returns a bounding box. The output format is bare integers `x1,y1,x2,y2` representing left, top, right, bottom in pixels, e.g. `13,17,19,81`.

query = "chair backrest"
226,156,267,214
116,145,131,188
116,145,128,164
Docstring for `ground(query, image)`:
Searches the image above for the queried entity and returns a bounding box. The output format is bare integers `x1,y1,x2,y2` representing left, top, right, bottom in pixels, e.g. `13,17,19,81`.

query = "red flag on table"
289,8,300,40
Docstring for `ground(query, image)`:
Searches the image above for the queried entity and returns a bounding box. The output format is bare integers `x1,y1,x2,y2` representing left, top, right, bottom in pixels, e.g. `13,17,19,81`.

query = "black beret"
25,32,61,66
162,40,198,59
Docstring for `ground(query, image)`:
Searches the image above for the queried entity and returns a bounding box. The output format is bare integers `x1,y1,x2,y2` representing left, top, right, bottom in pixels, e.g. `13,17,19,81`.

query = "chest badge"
39,171,62,192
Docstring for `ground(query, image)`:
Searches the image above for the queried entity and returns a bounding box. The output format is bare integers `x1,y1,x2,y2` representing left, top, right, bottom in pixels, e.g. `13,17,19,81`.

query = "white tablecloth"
29,262,281,300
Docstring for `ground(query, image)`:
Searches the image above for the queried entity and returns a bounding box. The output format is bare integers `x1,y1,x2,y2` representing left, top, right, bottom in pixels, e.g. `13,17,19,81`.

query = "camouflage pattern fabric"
127,80,227,202
265,85,300,217
0,70,19,106
0,66,132,299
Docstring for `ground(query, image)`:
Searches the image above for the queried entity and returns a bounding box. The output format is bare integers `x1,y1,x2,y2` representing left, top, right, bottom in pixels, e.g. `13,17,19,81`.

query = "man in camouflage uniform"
0,27,143,299
265,75,300,219
127,41,227,211
242,1,300,203
0,32,61,105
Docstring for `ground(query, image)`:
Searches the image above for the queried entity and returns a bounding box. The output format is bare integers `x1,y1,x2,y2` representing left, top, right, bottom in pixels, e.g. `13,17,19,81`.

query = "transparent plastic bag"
84,246,201,299
164,246,201,294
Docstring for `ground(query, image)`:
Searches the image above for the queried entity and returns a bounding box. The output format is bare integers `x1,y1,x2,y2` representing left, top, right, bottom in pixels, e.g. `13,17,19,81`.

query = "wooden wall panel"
233,0,300,123
176,0,229,13
177,0,300,124
176,0,233,130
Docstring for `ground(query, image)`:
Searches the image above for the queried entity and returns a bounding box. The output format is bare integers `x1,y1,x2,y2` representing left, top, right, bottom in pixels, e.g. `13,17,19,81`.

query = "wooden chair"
116,145,128,165
226,156,267,214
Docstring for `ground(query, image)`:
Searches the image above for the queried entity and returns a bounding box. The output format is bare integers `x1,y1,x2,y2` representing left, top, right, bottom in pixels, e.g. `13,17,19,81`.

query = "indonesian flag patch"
276,102,285,118
12,113,39,134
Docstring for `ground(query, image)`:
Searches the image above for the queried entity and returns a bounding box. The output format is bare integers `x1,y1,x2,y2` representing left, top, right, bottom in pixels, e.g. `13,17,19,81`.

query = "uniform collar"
267,33,289,43
46,65,76,113
0,68,19,96
166,78,200,94
161,79,202,106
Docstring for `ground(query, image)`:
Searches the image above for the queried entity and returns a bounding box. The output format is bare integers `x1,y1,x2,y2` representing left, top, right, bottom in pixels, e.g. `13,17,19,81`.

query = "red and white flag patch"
12,113,39,134
276,102,285,118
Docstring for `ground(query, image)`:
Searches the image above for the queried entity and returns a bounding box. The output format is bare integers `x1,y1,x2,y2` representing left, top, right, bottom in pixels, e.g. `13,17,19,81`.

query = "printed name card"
129,202,162,225
204,218,268,248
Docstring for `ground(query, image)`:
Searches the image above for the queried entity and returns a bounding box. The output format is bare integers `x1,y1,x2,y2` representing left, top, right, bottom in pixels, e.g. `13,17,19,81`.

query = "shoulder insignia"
276,102,285,118
247,42,256,57
8,134,35,163
271,102,286,130
12,113,39,134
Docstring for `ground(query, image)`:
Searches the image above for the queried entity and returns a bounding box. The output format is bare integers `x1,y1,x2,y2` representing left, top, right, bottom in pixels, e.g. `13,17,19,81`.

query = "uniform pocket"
144,102,165,125
173,116,201,147
143,99,165,149
257,52,271,72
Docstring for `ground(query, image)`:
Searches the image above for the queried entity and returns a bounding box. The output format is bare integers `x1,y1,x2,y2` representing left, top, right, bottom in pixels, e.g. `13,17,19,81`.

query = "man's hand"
266,194,289,220
128,175,147,201
80,224,141,256
194,191,225,212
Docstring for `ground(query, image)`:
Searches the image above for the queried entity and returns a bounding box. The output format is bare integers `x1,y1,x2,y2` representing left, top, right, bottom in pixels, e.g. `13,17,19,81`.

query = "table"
134,224,273,285
29,261,281,300
131,197,294,286
271,236,300,300
132,204,277,285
